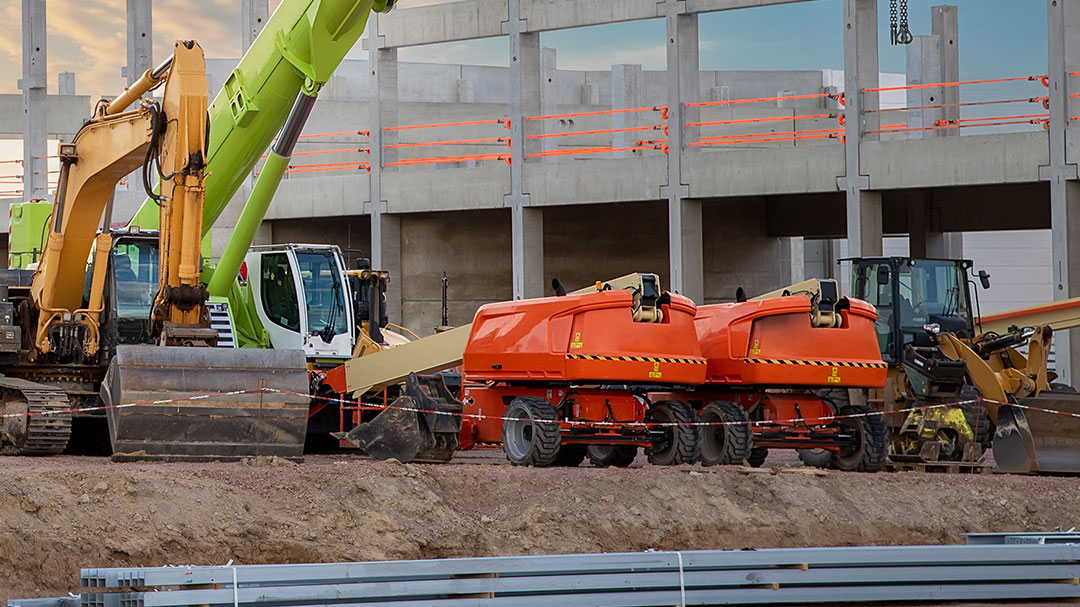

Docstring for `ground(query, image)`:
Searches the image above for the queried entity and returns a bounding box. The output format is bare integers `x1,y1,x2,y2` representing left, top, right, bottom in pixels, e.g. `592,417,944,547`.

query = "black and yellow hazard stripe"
745,358,887,368
566,354,707,365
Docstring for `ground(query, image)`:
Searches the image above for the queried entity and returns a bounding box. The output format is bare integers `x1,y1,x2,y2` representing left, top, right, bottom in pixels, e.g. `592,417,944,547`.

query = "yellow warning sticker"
570,331,584,349
649,361,663,379
827,366,841,383
748,339,762,356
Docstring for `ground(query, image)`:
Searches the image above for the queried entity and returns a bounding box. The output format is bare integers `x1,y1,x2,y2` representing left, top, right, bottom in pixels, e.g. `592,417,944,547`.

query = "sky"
0,0,1049,101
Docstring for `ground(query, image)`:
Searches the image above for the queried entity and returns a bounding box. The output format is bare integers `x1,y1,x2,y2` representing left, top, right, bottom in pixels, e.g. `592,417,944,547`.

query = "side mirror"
977,270,991,290
877,265,891,286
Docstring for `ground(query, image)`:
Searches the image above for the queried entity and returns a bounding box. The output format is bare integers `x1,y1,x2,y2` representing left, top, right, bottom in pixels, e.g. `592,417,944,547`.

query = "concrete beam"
840,0,882,258
20,0,47,202
242,0,269,53
376,0,812,48
124,0,152,85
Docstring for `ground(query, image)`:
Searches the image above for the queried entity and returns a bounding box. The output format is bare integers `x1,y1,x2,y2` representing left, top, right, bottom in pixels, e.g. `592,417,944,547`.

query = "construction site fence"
13,542,1080,606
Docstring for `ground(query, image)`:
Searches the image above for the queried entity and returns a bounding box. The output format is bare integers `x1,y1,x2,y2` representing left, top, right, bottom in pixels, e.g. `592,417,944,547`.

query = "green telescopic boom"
128,0,390,234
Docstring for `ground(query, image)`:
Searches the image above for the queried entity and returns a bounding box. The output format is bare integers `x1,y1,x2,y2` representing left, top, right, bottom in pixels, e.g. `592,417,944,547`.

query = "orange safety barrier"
685,92,840,109
685,113,836,129
0,159,23,165
700,126,844,141
292,130,369,140
526,125,668,140
385,152,511,167
934,113,1048,126
689,132,841,147
526,144,667,159
525,106,667,121
863,117,1047,136
385,136,509,149
284,164,371,174
862,74,1048,93
261,147,370,159
865,97,1050,114
385,119,508,132
288,161,371,170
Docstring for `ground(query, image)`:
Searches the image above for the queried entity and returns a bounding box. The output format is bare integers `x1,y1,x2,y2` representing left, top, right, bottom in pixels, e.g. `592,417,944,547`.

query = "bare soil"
2,449,1078,601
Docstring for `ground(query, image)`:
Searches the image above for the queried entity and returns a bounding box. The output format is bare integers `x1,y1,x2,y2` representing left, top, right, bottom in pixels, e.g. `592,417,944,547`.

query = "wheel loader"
848,256,1080,474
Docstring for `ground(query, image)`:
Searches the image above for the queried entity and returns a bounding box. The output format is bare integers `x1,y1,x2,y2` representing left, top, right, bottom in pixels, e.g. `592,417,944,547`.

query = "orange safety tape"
866,97,1050,114
288,160,371,170
288,130,369,140
385,119,508,132
862,74,1047,93
283,165,370,174
385,153,511,166
527,125,667,140
385,137,509,149
700,126,843,141
863,117,1047,135
685,92,838,109
934,113,1048,126
685,113,835,128
688,132,841,147
525,144,666,159
526,106,666,121
0,159,23,164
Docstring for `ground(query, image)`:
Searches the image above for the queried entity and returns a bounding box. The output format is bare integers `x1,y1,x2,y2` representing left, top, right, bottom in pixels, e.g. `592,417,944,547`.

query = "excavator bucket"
994,390,1080,474
101,345,310,462
334,373,462,463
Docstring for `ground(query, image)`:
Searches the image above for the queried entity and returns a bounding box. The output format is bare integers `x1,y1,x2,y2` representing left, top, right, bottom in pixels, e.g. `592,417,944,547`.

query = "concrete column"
611,64,642,158
1043,0,1080,384
58,72,75,96
659,1,703,302
503,0,544,299
242,0,269,53
20,0,47,202
778,237,805,286
907,195,962,259
905,36,942,138
124,0,152,86
539,48,557,159
840,0,882,258
932,5,960,129
365,16,403,321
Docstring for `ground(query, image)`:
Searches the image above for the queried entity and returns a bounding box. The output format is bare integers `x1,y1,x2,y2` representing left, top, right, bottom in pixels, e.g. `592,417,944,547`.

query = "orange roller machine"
459,273,708,468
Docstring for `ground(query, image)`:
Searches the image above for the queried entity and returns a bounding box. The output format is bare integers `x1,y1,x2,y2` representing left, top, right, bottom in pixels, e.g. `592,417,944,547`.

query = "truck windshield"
113,241,160,319
296,251,348,337
896,260,971,329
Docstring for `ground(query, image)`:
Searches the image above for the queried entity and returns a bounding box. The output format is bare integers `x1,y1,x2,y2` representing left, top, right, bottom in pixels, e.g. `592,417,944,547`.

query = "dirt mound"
1,452,1076,601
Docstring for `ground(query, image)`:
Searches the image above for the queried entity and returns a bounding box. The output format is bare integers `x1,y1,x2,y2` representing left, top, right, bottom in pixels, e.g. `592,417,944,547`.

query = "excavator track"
0,377,72,456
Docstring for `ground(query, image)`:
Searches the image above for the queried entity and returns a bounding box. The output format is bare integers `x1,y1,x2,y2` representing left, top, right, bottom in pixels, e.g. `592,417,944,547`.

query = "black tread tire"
746,447,768,468
1050,382,1077,393
959,384,993,455
501,397,561,467
832,404,888,472
698,401,752,466
645,400,700,466
586,445,638,467
552,444,587,467
798,390,847,468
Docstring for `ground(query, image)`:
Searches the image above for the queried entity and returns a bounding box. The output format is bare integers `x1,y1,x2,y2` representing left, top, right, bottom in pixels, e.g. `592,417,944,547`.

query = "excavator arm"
28,41,208,361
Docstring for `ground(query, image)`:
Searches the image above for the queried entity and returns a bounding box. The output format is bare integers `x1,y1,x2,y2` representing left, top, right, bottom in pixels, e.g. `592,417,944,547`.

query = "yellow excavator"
848,257,1080,474
0,41,309,459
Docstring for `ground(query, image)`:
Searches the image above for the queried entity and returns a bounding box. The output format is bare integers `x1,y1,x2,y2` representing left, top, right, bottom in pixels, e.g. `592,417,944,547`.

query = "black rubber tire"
552,444,587,467
832,404,888,472
746,447,768,468
1051,382,1078,393
798,390,847,468
698,401,752,466
586,445,638,467
501,397,561,467
645,400,700,466
959,384,993,455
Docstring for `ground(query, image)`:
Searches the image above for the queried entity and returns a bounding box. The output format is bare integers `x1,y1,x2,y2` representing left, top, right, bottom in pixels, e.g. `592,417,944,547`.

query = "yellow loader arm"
28,41,209,361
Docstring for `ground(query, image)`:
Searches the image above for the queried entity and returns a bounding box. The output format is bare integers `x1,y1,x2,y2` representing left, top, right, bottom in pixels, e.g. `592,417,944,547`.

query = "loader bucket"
101,345,310,462
993,391,1080,474
334,372,462,463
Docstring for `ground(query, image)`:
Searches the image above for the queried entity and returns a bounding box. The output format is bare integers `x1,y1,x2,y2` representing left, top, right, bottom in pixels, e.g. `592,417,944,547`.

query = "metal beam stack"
10,544,1080,607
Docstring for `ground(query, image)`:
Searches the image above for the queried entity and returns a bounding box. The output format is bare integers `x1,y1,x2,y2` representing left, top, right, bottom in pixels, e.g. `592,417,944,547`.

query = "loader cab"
850,257,976,364
246,244,355,362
